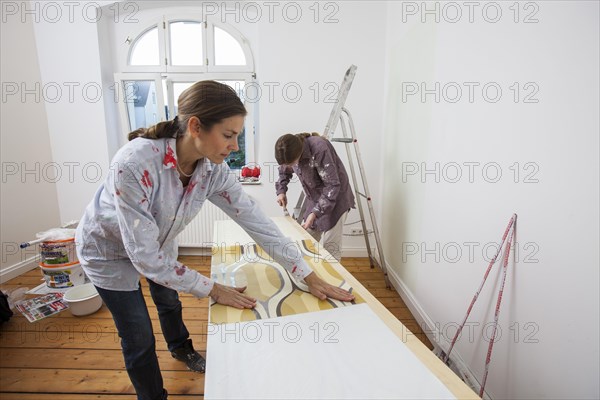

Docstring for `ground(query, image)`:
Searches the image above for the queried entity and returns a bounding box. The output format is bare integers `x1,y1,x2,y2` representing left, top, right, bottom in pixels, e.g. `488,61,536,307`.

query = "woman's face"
194,115,245,164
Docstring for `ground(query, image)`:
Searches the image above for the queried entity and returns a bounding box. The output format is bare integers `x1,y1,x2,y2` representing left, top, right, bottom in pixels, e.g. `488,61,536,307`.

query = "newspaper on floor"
15,292,68,322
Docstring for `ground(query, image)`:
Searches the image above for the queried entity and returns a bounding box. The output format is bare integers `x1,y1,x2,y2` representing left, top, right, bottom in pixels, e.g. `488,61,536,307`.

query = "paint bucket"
39,238,78,265
39,261,86,288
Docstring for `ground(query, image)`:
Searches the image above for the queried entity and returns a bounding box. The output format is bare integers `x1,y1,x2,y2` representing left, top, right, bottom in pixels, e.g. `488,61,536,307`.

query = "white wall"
0,9,61,276
381,1,599,399
0,0,126,277
30,0,112,225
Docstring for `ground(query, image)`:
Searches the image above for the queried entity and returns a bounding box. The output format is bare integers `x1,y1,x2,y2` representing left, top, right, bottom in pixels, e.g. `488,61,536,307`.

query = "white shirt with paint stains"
75,137,313,297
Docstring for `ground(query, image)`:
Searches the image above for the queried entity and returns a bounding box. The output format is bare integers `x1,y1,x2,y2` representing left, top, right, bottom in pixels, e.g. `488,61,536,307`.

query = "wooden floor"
0,257,433,399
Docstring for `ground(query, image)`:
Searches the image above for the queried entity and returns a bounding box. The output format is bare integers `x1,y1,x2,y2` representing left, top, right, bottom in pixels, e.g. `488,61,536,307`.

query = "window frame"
119,15,255,74
208,22,255,73
120,18,166,74
115,13,257,167
164,16,208,73
113,73,167,149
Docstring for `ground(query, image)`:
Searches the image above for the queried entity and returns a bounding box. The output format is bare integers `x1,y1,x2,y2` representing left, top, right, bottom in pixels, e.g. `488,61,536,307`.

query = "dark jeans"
95,279,190,400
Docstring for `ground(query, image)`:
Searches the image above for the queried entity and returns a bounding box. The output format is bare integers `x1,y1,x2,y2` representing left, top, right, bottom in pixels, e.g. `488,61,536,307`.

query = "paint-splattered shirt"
276,136,355,232
76,138,313,297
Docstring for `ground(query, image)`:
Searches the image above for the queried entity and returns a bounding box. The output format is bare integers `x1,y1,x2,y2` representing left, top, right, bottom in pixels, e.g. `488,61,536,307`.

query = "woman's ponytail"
128,116,181,141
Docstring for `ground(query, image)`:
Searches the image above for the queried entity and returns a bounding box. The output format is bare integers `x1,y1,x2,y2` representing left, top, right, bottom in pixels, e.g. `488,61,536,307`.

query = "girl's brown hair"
128,81,247,141
274,132,320,165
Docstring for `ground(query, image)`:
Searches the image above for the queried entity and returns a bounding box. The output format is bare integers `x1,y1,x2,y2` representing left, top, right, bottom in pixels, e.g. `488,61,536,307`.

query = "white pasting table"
204,217,477,399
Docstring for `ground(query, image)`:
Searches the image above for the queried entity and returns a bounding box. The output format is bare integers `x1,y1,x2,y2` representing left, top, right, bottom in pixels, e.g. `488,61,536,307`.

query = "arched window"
115,16,255,169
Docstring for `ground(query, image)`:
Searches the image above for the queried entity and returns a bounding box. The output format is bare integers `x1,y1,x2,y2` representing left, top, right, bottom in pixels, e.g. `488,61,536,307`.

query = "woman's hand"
209,282,256,309
277,193,287,208
304,272,355,302
302,212,317,230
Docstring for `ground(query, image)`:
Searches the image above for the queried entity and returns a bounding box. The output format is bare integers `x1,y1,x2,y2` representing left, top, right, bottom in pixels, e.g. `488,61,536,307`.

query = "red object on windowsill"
241,166,260,178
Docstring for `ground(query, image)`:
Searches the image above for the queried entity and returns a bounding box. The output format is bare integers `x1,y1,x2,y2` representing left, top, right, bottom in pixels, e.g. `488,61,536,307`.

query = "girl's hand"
209,282,256,309
304,272,355,302
277,193,288,207
302,213,317,230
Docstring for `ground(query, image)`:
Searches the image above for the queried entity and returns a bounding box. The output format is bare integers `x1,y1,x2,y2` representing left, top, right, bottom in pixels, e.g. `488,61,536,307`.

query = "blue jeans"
95,279,190,400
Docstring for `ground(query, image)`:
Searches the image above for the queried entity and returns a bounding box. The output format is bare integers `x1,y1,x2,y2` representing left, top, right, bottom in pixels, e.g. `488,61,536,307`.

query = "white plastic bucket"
63,283,103,316
39,238,78,265
39,262,85,288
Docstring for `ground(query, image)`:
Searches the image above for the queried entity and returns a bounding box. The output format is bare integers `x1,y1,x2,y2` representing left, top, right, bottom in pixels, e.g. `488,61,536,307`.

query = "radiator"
177,202,231,247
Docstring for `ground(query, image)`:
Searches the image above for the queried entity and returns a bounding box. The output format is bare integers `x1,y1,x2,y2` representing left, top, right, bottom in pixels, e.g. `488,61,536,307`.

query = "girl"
275,132,355,262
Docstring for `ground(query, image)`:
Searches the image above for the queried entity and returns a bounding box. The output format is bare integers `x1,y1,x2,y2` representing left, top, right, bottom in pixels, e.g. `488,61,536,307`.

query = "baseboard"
384,261,486,397
178,247,215,256
0,255,40,284
341,246,369,257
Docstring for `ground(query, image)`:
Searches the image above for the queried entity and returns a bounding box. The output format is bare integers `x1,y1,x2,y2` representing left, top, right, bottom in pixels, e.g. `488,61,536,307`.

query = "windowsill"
238,178,262,185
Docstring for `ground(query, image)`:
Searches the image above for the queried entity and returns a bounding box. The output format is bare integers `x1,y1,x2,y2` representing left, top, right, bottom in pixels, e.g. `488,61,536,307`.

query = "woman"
76,81,354,400
275,132,355,262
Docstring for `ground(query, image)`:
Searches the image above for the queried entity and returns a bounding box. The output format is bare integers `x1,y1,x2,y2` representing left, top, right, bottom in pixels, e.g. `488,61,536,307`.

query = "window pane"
130,27,160,66
122,81,159,131
218,80,246,168
214,80,244,100
225,126,246,169
214,27,246,66
173,82,195,115
162,78,169,120
170,21,203,66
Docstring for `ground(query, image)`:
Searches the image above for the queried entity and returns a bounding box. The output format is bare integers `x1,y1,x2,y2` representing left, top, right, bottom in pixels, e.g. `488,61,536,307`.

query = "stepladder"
291,65,391,287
